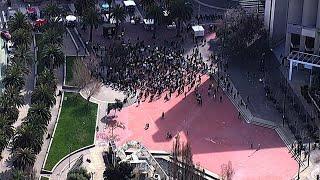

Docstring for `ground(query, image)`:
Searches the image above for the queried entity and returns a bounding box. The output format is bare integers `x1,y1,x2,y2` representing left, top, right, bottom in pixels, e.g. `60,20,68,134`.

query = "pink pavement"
104,75,298,179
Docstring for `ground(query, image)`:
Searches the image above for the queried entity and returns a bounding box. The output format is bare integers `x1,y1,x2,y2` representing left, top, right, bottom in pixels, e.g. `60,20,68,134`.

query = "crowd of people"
101,38,212,102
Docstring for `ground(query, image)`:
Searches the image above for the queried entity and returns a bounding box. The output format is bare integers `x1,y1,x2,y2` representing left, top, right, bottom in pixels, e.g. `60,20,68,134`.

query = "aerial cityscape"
0,0,318,179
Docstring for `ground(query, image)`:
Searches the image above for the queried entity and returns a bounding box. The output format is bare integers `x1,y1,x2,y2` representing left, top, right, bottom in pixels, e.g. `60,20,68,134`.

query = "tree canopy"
216,7,265,58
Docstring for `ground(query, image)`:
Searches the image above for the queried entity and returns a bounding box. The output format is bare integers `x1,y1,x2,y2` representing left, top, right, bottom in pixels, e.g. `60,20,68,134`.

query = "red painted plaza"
102,76,298,179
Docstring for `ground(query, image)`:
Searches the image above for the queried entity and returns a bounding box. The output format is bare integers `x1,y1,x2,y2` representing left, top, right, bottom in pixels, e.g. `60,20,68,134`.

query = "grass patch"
44,92,97,171
66,56,76,85
40,176,49,180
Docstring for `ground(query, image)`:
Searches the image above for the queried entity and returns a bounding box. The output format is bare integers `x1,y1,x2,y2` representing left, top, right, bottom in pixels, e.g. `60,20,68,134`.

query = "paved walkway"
0,63,35,172
34,66,64,176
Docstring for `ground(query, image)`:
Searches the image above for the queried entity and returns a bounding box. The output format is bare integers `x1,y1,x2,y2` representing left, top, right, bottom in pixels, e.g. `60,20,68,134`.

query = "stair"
275,126,306,168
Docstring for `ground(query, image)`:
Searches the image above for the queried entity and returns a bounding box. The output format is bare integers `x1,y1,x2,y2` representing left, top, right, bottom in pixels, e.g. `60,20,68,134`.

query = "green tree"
216,7,264,58
82,7,101,43
8,11,31,33
40,28,63,46
11,169,27,180
37,68,57,92
75,0,96,16
0,86,24,108
169,0,193,35
111,5,127,28
43,3,61,21
0,106,19,124
39,44,64,69
103,162,133,180
11,147,36,171
12,123,43,154
12,46,33,69
146,4,163,24
27,104,51,126
67,167,91,180
0,118,14,140
31,84,56,108
2,63,26,90
11,28,32,48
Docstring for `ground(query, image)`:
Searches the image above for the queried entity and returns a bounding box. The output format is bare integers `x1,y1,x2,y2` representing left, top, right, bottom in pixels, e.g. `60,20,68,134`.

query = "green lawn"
40,176,49,180
65,56,76,85
44,93,97,171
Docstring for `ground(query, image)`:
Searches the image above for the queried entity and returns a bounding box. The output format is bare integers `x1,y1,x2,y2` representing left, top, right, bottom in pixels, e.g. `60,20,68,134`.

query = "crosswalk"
0,10,8,30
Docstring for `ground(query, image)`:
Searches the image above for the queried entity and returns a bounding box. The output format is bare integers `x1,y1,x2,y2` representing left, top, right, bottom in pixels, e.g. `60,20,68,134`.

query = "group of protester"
101,37,211,104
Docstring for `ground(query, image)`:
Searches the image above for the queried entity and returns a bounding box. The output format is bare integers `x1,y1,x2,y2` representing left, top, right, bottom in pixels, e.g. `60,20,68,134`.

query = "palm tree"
0,133,7,153
40,28,63,46
82,7,101,43
146,4,163,24
169,0,193,35
27,104,51,126
31,84,56,108
0,118,14,149
39,44,64,69
0,119,14,140
0,86,24,108
11,147,36,170
0,106,19,124
111,5,126,28
2,64,26,90
75,0,96,16
12,123,43,154
43,3,61,21
11,28,32,48
11,169,28,180
37,68,57,92
12,46,33,69
8,11,31,33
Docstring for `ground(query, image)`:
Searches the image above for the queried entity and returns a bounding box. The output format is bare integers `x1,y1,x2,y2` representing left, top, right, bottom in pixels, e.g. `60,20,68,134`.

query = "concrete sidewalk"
34,66,64,176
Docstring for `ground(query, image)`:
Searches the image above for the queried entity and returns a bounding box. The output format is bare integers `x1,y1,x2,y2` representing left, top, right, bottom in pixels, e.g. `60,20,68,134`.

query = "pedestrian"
257,144,261,151
250,143,253,149
137,99,140,106
161,112,165,119
219,96,222,103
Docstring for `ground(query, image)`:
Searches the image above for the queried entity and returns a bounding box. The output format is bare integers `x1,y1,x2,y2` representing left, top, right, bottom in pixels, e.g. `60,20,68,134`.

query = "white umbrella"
66,15,77,22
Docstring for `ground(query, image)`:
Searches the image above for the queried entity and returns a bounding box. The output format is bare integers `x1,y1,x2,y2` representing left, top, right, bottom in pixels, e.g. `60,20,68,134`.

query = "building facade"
284,0,320,56
264,0,289,46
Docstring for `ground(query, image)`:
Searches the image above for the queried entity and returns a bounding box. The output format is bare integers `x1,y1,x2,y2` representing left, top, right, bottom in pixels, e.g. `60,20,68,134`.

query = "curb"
50,144,95,174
